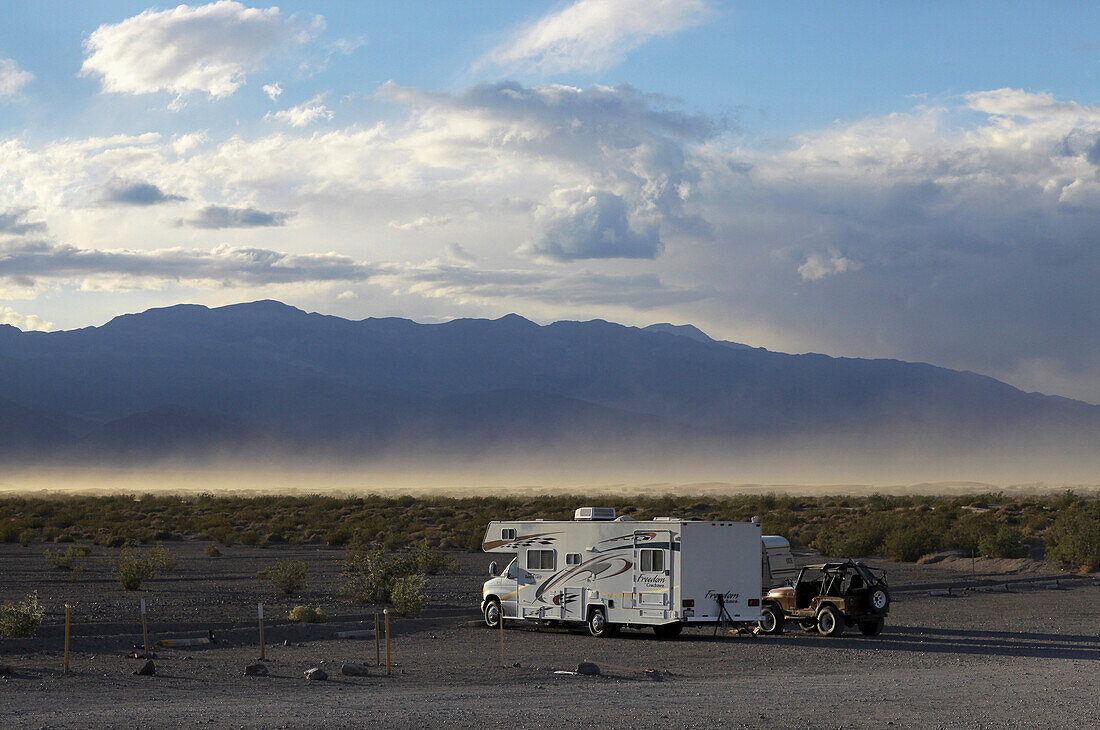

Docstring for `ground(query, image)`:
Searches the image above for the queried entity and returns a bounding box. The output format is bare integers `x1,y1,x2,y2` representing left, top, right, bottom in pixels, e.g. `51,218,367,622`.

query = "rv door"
633,530,672,608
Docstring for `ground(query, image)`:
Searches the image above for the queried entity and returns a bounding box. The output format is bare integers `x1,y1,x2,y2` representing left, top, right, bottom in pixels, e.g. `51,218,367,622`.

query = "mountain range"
0,300,1096,463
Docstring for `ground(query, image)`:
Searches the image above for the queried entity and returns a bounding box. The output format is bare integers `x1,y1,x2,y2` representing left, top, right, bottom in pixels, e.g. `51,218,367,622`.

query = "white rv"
481,507,763,637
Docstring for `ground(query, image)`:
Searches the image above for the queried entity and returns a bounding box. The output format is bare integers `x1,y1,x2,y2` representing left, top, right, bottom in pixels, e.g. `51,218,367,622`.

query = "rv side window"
640,549,665,572
501,528,516,540
566,553,581,566
526,549,555,571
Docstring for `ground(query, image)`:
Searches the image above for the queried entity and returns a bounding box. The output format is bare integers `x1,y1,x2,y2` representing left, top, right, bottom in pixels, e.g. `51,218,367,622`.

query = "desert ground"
1,542,1097,729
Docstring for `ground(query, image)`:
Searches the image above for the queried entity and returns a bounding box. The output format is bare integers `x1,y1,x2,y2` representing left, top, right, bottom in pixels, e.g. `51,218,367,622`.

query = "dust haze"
2,435,1097,497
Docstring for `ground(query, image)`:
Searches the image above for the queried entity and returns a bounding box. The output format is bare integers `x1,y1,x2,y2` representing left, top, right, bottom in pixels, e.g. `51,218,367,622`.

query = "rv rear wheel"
587,607,616,638
484,599,502,629
816,604,844,637
758,605,785,635
653,622,683,638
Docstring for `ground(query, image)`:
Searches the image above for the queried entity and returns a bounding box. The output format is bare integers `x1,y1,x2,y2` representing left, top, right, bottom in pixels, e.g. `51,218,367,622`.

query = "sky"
1,1,1099,403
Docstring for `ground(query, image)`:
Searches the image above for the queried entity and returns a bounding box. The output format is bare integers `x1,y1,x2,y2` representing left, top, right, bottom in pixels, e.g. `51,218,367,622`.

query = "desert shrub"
412,541,455,575
288,605,329,623
114,545,179,590
45,544,91,569
978,525,1024,559
69,566,83,582
205,544,222,557
340,546,416,604
18,529,35,547
1,592,45,638
391,573,428,616
883,526,942,562
266,559,309,595
1044,507,1100,571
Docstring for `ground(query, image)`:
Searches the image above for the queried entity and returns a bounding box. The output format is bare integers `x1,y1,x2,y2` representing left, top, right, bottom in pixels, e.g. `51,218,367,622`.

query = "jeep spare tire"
865,586,890,614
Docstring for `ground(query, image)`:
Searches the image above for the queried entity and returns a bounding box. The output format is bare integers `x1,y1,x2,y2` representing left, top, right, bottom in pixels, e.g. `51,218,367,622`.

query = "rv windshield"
504,558,519,579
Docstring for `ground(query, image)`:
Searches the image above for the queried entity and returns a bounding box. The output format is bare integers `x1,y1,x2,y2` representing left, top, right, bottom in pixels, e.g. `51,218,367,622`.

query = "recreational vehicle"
481,507,763,637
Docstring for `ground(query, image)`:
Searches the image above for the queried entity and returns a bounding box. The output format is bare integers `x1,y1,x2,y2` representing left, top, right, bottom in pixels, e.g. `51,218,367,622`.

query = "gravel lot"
1,542,1097,729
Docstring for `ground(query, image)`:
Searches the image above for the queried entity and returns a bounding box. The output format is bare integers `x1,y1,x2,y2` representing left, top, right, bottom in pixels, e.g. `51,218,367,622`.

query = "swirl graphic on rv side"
533,554,633,603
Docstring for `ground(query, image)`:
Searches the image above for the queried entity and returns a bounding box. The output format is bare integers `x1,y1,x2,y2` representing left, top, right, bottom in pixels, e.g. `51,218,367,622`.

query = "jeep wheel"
588,607,617,638
816,604,844,637
759,605,785,635
483,598,502,629
859,618,884,636
865,586,890,614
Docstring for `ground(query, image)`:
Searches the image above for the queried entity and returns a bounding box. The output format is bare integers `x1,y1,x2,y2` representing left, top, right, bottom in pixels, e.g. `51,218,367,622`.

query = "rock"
283,639,291,646
134,660,155,676
577,662,600,676
304,667,328,681
341,662,369,676
245,663,268,676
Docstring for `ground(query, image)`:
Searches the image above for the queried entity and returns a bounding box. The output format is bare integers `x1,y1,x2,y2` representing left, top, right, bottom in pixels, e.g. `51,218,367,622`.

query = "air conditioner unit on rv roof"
574,507,616,521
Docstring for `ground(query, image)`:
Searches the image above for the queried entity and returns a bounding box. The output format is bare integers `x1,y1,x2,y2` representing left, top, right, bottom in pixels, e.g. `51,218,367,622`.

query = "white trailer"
762,535,798,590
480,507,763,637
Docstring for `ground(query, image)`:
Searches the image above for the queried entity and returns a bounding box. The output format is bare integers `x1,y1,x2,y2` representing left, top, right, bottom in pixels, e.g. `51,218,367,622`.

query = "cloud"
0,58,33,96
0,208,47,236
100,181,187,206
484,0,709,74
526,187,661,260
445,243,477,263
263,81,282,100
181,205,295,229
0,306,52,332
378,261,705,310
965,88,1100,122
0,239,372,289
265,95,334,127
797,250,856,281
80,1,311,100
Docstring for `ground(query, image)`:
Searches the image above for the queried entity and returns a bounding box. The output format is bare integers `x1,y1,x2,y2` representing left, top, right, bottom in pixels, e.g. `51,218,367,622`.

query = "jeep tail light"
747,598,760,606
682,599,694,608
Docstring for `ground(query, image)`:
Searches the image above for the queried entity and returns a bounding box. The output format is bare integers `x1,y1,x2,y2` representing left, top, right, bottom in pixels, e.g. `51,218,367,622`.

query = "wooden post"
384,608,391,676
374,612,381,666
63,603,71,674
140,598,149,658
258,603,265,661
499,605,505,667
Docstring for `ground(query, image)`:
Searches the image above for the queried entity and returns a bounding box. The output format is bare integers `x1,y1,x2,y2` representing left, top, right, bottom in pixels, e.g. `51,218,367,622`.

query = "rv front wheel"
484,599,502,629
587,607,616,638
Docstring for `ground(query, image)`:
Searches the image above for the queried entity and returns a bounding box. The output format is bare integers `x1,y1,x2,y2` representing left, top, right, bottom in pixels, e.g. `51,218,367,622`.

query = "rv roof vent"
574,506,616,521
653,516,676,521
614,515,635,522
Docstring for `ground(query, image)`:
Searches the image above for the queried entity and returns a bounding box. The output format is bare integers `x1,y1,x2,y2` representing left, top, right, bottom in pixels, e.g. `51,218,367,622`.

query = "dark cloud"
0,240,373,287
101,181,187,206
0,207,47,236
526,189,661,261
182,205,295,229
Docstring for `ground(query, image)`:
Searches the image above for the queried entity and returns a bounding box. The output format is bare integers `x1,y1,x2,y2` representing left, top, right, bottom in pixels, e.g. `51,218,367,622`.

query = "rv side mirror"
488,561,498,577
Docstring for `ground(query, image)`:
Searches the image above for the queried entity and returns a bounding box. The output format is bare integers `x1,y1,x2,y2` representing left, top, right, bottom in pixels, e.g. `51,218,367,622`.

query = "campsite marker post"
499,607,505,667
63,604,71,674
374,612,381,665
258,603,265,660
140,599,149,657
384,608,391,676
